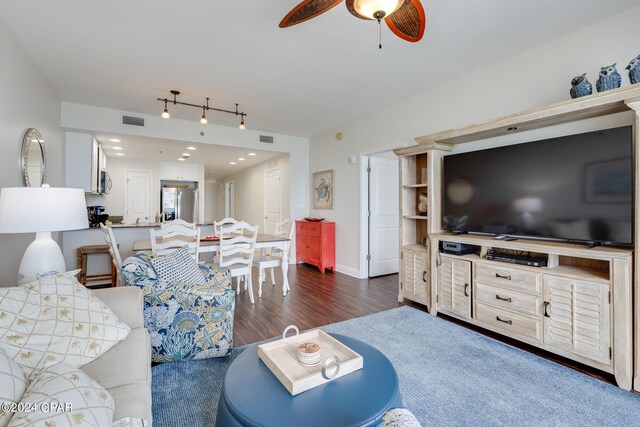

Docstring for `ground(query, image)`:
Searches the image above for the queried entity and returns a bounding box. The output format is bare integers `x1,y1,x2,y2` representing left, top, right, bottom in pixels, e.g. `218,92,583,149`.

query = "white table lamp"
0,186,88,284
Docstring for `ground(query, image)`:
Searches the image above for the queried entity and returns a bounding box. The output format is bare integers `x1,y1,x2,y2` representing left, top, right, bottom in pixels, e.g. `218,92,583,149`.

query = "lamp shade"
0,187,88,233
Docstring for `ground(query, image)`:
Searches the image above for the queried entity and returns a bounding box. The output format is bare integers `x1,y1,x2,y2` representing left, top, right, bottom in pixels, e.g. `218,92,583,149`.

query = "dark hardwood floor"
235,264,634,391
233,264,401,346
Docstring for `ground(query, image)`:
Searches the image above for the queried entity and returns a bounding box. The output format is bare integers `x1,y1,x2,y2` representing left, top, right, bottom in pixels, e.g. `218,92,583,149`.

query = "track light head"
239,114,246,130
200,106,207,124
161,100,170,119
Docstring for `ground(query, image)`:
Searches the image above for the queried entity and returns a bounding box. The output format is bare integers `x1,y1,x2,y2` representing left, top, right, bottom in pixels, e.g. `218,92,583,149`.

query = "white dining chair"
253,219,293,297
214,217,239,236
217,221,258,304
150,221,202,262
99,223,123,286
161,218,195,229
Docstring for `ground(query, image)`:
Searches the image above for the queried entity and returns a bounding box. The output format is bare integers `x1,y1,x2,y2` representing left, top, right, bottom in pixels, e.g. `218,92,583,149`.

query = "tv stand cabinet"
394,85,640,391
431,233,632,389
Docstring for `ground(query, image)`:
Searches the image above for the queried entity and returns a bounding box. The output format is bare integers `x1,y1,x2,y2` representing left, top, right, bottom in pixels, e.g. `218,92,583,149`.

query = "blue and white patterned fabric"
122,252,234,364
151,246,206,285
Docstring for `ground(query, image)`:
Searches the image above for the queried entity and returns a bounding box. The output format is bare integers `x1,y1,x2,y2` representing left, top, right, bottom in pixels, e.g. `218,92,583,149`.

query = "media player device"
486,249,547,267
440,241,478,256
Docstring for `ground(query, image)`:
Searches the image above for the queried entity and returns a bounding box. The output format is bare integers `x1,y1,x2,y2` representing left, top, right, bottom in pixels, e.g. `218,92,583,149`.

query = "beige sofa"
82,286,152,424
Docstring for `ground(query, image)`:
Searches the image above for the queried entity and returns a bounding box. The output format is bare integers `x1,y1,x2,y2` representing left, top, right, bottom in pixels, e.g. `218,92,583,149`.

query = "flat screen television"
442,126,633,246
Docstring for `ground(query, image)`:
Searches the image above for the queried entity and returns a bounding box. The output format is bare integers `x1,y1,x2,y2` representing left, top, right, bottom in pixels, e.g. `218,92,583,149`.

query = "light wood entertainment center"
394,85,640,391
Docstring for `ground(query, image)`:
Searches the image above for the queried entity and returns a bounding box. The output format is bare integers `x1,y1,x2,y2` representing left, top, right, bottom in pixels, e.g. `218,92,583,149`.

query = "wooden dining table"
133,234,292,296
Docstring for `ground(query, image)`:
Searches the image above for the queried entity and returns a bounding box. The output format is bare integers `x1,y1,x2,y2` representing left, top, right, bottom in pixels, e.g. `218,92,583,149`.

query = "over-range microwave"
100,170,112,194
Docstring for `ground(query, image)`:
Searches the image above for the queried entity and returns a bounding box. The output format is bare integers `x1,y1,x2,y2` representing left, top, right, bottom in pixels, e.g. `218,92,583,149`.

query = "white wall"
309,6,640,277
95,157,162,219
59,102,310,228
0,19,63,286
218,154,291,231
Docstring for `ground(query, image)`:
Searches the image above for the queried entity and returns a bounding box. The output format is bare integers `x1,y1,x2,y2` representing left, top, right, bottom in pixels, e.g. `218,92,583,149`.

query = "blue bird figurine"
626,54,640,85
596,63,621,92
569,73,592,99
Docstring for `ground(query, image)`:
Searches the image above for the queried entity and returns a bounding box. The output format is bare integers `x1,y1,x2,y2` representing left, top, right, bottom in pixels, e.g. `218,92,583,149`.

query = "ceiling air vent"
122,115,145,127
259,135,274,144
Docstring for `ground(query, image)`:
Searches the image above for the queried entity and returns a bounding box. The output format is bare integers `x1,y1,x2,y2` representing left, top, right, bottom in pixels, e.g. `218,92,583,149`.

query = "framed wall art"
312,169,334,209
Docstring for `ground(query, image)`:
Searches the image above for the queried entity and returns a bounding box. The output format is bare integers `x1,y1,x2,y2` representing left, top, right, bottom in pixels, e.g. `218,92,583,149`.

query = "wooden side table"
76,245,116,288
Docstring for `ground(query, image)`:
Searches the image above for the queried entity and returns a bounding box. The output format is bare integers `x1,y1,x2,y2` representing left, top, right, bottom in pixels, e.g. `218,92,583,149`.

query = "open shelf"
403,184,428,188
404,215,428,220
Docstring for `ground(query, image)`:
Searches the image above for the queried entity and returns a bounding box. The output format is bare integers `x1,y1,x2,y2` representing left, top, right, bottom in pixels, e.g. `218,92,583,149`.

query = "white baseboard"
335,263,364,278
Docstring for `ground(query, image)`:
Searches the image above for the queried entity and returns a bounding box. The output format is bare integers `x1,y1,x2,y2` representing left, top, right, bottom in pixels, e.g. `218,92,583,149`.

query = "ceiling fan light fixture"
353,0,404,20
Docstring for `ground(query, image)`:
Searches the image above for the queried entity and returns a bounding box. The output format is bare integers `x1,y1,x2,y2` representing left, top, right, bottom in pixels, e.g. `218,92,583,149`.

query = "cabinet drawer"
475,302,542,342
307,224,321,236
474,262,540,294
475,283,541,317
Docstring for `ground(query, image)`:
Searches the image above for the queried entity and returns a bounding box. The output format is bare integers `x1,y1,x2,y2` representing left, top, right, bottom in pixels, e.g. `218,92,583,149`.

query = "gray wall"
0,19,62,286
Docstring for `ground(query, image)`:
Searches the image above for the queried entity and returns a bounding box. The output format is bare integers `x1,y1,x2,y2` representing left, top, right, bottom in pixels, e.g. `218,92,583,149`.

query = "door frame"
358,142,407,279
264,168,282,234
225,180,235,218
123,169,153,224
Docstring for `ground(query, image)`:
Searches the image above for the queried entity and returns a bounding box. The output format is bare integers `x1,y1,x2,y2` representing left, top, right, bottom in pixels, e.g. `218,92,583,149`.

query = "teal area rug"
152,306,640,426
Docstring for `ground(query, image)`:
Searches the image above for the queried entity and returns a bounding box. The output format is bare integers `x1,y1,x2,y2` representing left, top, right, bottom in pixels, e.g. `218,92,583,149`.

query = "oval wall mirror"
21,128,47,187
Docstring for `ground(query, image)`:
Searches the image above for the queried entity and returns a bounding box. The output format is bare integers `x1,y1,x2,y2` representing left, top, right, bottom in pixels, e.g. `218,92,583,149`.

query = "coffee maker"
87,205,109,228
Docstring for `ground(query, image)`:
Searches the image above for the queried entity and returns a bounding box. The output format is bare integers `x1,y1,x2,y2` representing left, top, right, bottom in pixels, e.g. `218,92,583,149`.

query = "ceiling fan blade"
385,0,426,42
280,0,344,28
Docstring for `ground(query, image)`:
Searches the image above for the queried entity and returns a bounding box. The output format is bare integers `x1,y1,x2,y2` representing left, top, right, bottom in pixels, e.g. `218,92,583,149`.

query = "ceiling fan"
279,0,426,45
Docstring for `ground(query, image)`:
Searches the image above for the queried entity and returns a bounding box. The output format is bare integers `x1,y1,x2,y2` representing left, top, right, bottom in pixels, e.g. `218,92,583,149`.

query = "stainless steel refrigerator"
161,187,199,223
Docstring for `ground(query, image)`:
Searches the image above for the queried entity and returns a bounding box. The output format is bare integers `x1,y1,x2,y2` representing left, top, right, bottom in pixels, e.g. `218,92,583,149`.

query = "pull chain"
377,18,382,49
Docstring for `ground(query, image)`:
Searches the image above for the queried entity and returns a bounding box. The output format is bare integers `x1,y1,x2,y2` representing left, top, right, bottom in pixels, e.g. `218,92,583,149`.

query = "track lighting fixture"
157,90,247,129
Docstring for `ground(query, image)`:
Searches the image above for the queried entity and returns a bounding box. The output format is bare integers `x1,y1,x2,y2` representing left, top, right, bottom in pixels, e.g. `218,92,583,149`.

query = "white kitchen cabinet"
161,162,199,181
65,132,100,193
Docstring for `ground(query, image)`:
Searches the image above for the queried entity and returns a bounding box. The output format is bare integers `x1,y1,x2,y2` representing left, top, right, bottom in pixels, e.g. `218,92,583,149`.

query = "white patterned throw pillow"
0,346,28,427
151,246,206,285
0,272,130,376
382,408,422,427
7,362,114,427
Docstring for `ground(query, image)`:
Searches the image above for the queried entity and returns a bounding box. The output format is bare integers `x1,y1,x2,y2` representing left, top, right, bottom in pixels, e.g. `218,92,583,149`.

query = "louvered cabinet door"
437,256,471,319
543,275,611,365
402,248,428,304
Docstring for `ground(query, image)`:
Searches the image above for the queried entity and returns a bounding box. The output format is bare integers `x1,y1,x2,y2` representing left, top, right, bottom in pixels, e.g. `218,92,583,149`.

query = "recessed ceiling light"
182,153,191,157
109,138,121,143
248,152,256,156
115,153,125,156
229,162,236,165
178,158,186,161
187,146,196,150
113,146,123,150
238,157,245,161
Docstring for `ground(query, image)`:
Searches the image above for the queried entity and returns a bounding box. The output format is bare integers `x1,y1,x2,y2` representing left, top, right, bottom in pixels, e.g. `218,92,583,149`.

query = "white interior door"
225,180,234,218
369,156,399,277
264,169,281,234
124,170,152,224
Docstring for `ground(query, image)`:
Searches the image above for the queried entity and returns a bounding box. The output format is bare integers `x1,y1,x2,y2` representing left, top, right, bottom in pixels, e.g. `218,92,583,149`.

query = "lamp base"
18,232,66,285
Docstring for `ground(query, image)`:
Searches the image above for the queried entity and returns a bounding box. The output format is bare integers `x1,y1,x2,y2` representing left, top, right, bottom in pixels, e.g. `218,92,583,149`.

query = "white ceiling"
1,1,639,137
94,133,284,179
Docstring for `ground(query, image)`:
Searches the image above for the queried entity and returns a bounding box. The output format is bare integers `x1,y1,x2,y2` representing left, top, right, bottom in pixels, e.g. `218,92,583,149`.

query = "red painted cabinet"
296,220,335,273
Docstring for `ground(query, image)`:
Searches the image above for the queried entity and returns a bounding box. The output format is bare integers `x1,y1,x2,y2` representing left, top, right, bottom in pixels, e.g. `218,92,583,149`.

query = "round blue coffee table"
215,334,402,427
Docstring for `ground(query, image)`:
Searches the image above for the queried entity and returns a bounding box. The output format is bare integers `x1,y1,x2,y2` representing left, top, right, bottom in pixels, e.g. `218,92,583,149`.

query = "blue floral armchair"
122,252,234,364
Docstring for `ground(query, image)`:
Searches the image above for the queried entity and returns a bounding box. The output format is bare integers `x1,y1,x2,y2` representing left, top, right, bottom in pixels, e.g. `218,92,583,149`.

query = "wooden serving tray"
257,328,363,396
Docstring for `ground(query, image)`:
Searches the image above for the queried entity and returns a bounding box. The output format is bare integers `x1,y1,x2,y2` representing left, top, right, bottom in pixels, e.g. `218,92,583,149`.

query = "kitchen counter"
62,223,217,275
108,222,215,228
